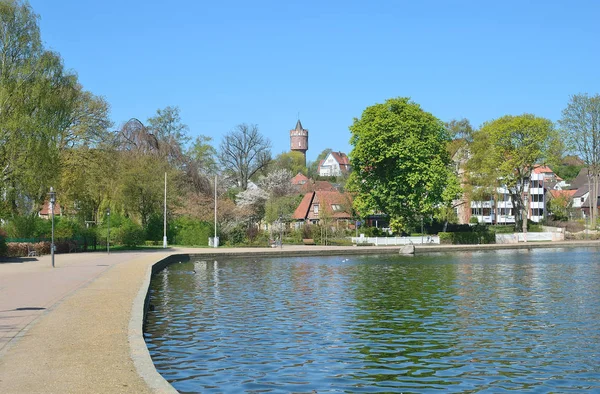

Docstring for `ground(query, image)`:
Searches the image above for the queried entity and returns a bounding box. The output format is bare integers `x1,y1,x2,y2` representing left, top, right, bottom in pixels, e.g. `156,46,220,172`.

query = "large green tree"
347,97,460,231
467,114,557,234
0,0,81,214
0,1,109,217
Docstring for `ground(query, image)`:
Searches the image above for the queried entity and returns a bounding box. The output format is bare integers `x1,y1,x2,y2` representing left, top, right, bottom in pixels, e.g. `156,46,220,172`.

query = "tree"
307,148,332,178
146,106,190,162
0,1,80,215
117,153,180,228
59,147,118,223
547,192,573,221
467,114,557,234
258,169,294,198
559,94,600,227
445,118,475,159
59,88,112,149
219,123,271,190
347,97,460,231
445,118,474,142
264,194,303,223
271,151,306,175
188,135,217,176
235,187,269,224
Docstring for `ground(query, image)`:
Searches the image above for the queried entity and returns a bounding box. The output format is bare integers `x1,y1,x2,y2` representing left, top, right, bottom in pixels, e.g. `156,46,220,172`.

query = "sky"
28,0,600,162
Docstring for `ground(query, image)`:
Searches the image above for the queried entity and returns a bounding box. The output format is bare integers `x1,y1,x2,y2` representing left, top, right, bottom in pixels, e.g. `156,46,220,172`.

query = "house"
291,172,309,186
292,190,353,228
318,151,351,177
571,184,600,219
568,167,600,219
38,200,62,219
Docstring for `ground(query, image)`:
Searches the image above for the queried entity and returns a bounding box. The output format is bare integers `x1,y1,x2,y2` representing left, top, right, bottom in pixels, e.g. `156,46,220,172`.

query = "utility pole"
214,174,218,248
49,187,56,268
163,172,167,248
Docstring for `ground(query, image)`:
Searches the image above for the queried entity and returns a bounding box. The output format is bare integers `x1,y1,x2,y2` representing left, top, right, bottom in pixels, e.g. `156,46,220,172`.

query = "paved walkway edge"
129,256,178,394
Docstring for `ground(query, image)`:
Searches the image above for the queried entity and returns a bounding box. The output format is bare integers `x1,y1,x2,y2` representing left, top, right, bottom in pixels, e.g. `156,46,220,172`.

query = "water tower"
290,119,308,166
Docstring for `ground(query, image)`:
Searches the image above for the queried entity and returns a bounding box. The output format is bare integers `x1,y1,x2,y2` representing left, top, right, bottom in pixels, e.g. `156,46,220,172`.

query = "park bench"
27,244,39,257
302,238,316,245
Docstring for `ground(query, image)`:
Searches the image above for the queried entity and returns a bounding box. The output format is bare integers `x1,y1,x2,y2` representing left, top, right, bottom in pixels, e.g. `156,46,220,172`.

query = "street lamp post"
107,208,110,254
49,187,56,268
279,214,283,249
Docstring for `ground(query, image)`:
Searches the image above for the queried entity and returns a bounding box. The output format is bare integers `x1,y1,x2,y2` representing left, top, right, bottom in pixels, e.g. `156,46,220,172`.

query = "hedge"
439,230,495,245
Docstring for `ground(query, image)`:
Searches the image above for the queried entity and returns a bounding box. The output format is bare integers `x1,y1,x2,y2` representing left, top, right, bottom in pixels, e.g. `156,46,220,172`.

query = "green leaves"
349,97,460,230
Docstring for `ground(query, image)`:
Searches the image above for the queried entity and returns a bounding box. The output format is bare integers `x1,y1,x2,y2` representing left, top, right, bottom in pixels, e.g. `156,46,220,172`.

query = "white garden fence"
351,236,439,245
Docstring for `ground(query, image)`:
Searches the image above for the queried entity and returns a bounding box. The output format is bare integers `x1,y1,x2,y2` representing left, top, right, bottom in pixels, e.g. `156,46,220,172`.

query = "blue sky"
29,0,600,161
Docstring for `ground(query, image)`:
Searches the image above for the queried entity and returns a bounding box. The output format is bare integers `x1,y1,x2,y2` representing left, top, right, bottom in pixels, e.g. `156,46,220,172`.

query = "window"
531,194,544,202
313,204,319,216
331,204,342,212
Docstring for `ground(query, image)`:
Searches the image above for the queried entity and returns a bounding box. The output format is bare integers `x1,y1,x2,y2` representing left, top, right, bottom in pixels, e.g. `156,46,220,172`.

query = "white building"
318,151,351,177
469,165,556,224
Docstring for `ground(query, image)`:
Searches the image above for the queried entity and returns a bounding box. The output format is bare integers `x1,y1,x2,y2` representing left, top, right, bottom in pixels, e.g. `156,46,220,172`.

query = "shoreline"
0,240,599,393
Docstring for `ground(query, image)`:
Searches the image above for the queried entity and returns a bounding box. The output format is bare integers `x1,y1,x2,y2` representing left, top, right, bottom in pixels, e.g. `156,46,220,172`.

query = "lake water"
144,248,600,393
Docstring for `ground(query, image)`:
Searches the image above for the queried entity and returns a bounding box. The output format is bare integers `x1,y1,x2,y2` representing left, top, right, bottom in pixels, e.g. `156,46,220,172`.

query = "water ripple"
145,248,600,393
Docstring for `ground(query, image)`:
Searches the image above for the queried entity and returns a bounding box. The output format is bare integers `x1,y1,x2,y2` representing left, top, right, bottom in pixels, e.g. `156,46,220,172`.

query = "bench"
27,244,39,257
302,238,316,245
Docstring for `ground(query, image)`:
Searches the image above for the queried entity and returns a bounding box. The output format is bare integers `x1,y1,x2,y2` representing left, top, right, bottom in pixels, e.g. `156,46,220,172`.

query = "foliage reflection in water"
144,248,600,393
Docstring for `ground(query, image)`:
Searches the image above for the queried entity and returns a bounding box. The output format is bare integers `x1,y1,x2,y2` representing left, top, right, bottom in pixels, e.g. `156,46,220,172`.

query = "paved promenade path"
0,250,173,393
0,241,598,393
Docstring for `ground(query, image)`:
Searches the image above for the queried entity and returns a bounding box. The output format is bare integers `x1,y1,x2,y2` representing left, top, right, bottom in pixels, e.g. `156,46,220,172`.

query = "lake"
144,248,600,393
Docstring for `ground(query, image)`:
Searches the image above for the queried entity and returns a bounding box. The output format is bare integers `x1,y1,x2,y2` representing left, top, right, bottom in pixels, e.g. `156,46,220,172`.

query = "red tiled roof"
293,191,353,221
293,192,314,220
549,189,577,199
291,172,309,185
297,180,337,193
331,152,350,166
532,165,554,174
39,200,62,216
307,191,353,220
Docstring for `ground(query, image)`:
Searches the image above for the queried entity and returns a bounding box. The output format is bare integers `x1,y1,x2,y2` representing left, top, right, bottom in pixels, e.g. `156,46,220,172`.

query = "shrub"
438,225,495,245
327,238,353,246
5,214,38,238
54,217,83,239
246,226,260,244
145,214,164,242
7,242,28,257
33,241,51,255
301,224,314,239
469,216,479,224
171,217,214,246
489,225,515,234
0,228,7,257
228,225,246,245
114,219,145,247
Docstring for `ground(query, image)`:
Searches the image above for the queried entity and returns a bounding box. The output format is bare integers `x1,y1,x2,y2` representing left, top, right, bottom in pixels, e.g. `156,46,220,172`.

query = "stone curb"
129,256,178,393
